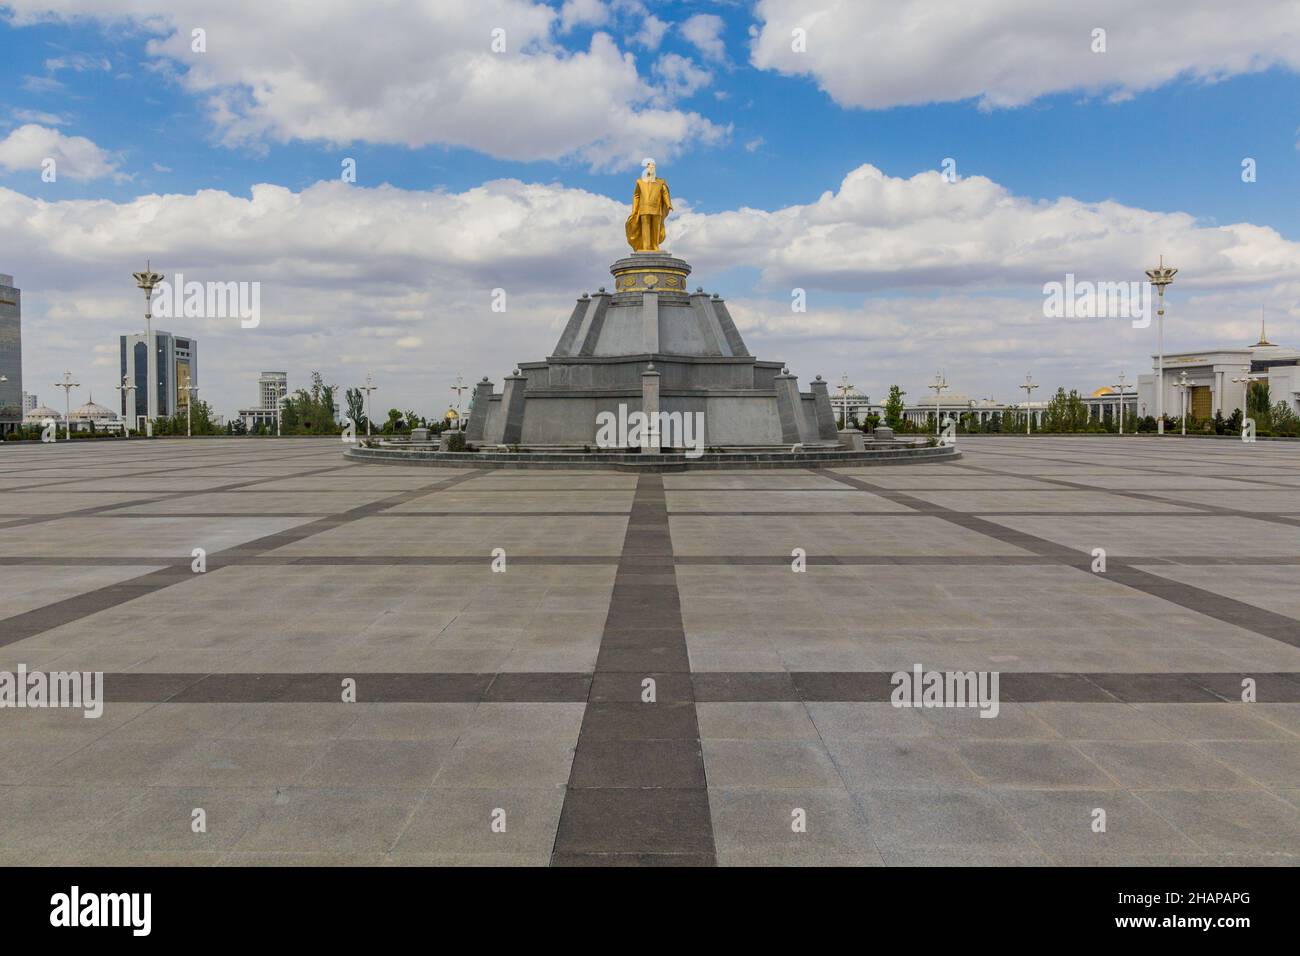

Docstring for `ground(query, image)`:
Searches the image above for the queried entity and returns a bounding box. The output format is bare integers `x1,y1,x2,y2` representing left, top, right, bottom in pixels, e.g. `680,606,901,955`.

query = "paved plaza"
0,436,1298,866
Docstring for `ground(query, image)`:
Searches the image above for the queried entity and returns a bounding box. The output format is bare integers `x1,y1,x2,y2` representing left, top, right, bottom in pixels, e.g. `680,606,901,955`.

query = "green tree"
152,398,221,436
1270,401,1300,437
279,371,341,435
345,387,366,431
884,385,906,430
381,408,405,435
1041,387,1088,432
1246,380,1270,418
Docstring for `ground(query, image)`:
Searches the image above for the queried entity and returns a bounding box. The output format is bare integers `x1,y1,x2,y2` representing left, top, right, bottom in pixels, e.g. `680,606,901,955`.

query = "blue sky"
2,1,1298,417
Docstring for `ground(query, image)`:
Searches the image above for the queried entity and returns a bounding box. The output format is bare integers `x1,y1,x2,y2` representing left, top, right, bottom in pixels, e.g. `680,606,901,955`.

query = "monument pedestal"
465,252,840,450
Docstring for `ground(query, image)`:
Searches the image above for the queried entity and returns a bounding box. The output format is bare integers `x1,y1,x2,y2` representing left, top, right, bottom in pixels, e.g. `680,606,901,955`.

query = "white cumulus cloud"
0,124,124,181
2,165,1297,421
750,0,1300,109
3,0,727,171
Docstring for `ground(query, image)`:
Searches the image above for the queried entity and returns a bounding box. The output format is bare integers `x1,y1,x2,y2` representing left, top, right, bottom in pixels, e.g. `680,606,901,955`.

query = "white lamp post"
1111,372,1129,435
185,384,200,438
837,373,855,429
359,374,378,438
114,375,137,437
1231,371,1254,426
1175,370,1191,436
131,262,165,435
928,373,948,435
451,374,469,432
1017,373,1039,435
1145,256,1177,435
54,370,79,441
274,383,286,438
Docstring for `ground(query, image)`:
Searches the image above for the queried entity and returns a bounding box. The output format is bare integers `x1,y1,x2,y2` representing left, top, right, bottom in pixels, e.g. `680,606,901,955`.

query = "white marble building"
1136,325,1300,420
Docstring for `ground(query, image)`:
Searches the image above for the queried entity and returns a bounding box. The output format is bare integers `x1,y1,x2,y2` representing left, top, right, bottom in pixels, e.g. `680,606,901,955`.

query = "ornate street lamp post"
115,374,137,437
274,383,287,438
1111,372,1129,435
837,373,855,430
54,370,79,441
131,262,165,435
185,384,200,438
1175,370,1191,436
1017,373,1039,435
928,372,948,435
359,374,378,438
1145,256,1177,435
1231,370,1254,425
451,374,469,432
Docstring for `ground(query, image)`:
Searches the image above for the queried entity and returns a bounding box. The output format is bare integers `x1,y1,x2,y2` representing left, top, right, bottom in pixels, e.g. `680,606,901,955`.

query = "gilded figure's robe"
625,177,672,251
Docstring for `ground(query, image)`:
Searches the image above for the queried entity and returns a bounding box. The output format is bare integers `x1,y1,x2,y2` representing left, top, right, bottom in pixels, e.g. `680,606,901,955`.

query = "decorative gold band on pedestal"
611,267,690,292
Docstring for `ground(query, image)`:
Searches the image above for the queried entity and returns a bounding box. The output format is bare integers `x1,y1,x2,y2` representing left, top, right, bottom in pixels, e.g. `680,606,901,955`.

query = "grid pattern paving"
0,436,1297,866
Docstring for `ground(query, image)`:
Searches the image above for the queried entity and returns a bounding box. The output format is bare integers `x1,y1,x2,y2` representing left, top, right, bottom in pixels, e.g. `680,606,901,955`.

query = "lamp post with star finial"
1145,255,1177,435
115,375,136,438
1111,372,1130,435
1175,370,1191,436
836,373,855,430
54,370,79,442
450,374,469,431
359,374,378,438
928,373,948,436
132,261,165,435
1018,373,1039,435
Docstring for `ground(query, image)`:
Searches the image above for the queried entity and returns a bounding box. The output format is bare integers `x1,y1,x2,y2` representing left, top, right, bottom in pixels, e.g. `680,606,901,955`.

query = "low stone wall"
344,442,960,471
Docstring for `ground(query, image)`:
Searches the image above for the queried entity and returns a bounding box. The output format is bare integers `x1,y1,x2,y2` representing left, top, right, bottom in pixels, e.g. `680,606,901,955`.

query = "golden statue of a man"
625,159,672,252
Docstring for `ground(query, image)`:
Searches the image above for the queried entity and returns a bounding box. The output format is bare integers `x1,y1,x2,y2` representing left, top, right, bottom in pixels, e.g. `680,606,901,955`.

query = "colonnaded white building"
1137,324,1300,420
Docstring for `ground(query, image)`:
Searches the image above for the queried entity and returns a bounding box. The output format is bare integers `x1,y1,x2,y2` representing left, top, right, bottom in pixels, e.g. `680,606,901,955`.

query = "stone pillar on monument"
641,362,661,454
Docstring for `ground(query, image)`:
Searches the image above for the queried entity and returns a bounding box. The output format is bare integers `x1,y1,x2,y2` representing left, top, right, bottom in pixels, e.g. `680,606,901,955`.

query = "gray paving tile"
957,741,1117,789
708,788,875,860
232,788,423,853
1131,789,1300,853
703,739,844,789
995,789,1200,855
392,788,565,854
696,702,819,740
1070,741,1255,790
433,738,576,788
827,737,983,790
855,789,1037,850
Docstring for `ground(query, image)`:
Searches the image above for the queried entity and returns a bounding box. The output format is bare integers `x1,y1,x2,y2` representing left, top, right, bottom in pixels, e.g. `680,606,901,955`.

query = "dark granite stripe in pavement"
0,470,487,648
83,670,1300,702
0,462,356,530
552,473,717,867
820,469,1300,650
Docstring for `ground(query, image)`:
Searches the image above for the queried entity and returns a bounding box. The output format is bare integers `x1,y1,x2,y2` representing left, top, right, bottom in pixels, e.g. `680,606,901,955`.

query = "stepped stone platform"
459,250,851,451
357,247,958,469
345,442,959,472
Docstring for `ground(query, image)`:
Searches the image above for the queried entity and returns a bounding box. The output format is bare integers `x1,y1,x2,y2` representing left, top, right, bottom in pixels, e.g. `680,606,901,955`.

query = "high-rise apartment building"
0,273,22,431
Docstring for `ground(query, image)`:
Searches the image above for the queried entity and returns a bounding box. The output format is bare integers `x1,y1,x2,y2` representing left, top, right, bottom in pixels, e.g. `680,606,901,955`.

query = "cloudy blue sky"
2,0,1298,417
